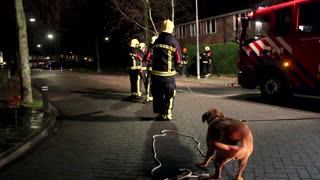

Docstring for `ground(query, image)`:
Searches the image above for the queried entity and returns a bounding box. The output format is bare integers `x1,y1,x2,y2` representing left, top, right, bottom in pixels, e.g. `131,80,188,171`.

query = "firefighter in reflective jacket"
151,19,182,121
128,39,143,99
200,46,213,78
143,36,158,103
181,47,188,78
139,42,148,96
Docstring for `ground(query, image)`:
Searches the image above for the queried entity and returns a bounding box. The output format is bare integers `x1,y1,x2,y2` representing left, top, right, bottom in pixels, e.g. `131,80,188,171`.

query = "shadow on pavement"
71,88,127,101
61,111,154,122
142,122,211,180
228,93,320,113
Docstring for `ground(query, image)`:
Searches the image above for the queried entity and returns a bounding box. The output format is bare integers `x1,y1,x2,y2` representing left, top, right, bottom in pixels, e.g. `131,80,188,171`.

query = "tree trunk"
95,38,101,73
144,0,149,44
171,0,174,23
15,0,33,104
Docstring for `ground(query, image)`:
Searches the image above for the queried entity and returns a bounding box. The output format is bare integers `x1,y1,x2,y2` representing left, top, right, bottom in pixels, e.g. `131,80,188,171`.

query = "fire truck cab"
238,0,320,98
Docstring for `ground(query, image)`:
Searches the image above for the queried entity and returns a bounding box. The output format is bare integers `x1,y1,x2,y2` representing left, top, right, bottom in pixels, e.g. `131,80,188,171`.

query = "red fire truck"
237,0,320,98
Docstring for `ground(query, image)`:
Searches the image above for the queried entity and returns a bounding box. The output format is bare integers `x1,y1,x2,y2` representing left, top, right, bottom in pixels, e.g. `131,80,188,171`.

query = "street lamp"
47,33,60,69
47,33,54,39
195,0,200,79
29,18,36,23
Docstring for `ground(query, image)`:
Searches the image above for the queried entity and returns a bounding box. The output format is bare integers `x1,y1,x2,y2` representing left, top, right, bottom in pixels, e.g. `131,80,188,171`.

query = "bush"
185,43,239,77
0,69,8,87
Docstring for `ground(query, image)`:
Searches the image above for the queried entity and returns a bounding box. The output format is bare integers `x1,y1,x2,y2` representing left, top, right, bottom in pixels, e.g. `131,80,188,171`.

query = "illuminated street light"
105,37,109,41
29,18,36,22
47,33,54,39
37,44,41,48
46,33,60,69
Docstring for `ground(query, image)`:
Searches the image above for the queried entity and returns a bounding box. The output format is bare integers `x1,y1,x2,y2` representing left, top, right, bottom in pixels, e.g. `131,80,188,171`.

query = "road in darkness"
0,69,319,179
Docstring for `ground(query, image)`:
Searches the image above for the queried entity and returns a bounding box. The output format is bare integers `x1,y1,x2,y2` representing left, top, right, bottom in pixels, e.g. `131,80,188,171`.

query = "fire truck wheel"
260,73,289,98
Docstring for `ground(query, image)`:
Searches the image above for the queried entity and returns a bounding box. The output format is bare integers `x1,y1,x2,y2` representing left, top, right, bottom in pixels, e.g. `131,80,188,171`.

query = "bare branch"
116,5,146,30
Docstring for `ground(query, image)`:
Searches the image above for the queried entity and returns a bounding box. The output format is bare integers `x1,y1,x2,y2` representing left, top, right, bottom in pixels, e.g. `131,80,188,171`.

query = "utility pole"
95,38,101,73
195,0,200,79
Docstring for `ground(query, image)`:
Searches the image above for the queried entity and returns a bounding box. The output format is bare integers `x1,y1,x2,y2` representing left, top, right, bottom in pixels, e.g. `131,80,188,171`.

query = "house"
175,9,252,47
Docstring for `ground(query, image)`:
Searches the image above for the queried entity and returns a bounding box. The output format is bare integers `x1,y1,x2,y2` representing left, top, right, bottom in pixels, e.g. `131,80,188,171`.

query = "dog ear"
202,112,209,123
217,110,224,117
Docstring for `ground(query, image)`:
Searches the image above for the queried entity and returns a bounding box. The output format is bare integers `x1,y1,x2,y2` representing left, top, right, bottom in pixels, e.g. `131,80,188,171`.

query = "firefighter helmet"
161,19,174,33
130,39,139,48
139,42,146,49
139,42,146,52
204,46,210,51
182,48,187,53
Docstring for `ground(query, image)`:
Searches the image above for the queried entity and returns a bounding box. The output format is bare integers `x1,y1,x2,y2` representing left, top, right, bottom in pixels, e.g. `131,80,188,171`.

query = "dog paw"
197,162,207,168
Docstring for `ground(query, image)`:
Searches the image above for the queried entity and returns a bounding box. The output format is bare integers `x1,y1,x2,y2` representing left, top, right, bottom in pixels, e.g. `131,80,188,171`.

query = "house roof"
198,0,289,18
176,8,252,27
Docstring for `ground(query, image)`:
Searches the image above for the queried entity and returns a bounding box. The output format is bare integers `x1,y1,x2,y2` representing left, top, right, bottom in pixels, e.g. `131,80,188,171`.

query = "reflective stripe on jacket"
128,47,143,70
152,32,182,77
201,51,212,64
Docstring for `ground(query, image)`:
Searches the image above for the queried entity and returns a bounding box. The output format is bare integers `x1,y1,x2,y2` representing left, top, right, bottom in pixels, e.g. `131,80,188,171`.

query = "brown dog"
198,109,254,180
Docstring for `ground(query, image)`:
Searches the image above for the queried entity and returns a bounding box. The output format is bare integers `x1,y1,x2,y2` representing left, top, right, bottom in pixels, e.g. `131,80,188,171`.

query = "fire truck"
237,0,320,98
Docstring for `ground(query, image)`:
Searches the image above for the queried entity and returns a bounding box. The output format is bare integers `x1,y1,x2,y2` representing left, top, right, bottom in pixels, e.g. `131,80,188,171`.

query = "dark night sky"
0,0,261,58
199,0,260,18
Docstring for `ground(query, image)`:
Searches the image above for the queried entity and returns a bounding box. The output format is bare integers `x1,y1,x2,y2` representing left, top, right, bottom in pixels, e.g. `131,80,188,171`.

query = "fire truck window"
246,16,269,43
243,16,269,44
275,8,292,36
299,2,320,33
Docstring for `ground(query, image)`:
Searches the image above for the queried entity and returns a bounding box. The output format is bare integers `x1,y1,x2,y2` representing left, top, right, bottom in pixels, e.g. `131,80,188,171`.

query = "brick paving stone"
0,72,320,179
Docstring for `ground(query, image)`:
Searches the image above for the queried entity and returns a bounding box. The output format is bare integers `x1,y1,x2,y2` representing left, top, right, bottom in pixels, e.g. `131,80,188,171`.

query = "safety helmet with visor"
130,39,139,48
161,19,174,33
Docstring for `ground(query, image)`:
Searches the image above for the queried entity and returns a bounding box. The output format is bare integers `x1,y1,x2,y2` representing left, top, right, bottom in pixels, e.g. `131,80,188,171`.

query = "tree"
25,0,76,26
110,0,194,44
14,0,80,104
15,0,33,104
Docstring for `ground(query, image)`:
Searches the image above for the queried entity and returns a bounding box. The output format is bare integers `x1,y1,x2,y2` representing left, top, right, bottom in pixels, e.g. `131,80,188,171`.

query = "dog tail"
214,142,240,152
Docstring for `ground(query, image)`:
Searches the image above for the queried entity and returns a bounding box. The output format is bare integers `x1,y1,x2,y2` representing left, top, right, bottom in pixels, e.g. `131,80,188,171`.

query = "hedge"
184,43,240,77
0,69,8,87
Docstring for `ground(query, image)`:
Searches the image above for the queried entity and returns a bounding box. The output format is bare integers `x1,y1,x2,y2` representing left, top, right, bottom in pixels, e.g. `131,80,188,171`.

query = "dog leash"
151,130,209,179
176,73,208,112
151,74,238,179
151,74,211,179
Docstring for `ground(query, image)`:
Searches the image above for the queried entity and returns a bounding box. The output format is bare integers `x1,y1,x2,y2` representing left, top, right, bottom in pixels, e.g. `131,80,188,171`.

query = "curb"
0,103,57,169
176,76,239,87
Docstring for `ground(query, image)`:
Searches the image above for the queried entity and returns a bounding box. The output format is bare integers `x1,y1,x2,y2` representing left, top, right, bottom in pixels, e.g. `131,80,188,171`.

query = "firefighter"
139,42,148,96
127,38,143,100
143,36,158,103
181,47,188,78
200,46,213,78
151,19,182,121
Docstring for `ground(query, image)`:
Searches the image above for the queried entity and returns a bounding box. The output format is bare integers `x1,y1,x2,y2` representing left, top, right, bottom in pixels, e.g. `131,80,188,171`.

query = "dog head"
202,108,224,123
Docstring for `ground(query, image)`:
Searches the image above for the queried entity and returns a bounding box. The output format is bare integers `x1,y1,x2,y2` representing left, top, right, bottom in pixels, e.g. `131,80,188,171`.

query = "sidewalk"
178,74,238,86
0,77,57,168
0,72,237,169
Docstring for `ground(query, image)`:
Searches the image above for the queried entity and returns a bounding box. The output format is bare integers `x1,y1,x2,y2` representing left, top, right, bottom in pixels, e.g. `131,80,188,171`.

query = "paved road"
0,70,319,179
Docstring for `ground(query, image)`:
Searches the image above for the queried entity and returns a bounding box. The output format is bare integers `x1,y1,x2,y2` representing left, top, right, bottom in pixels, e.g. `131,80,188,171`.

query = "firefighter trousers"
129,69,141,97
139,70,148,94
151,75,176,120
202,62,212,76
145,70,153,101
